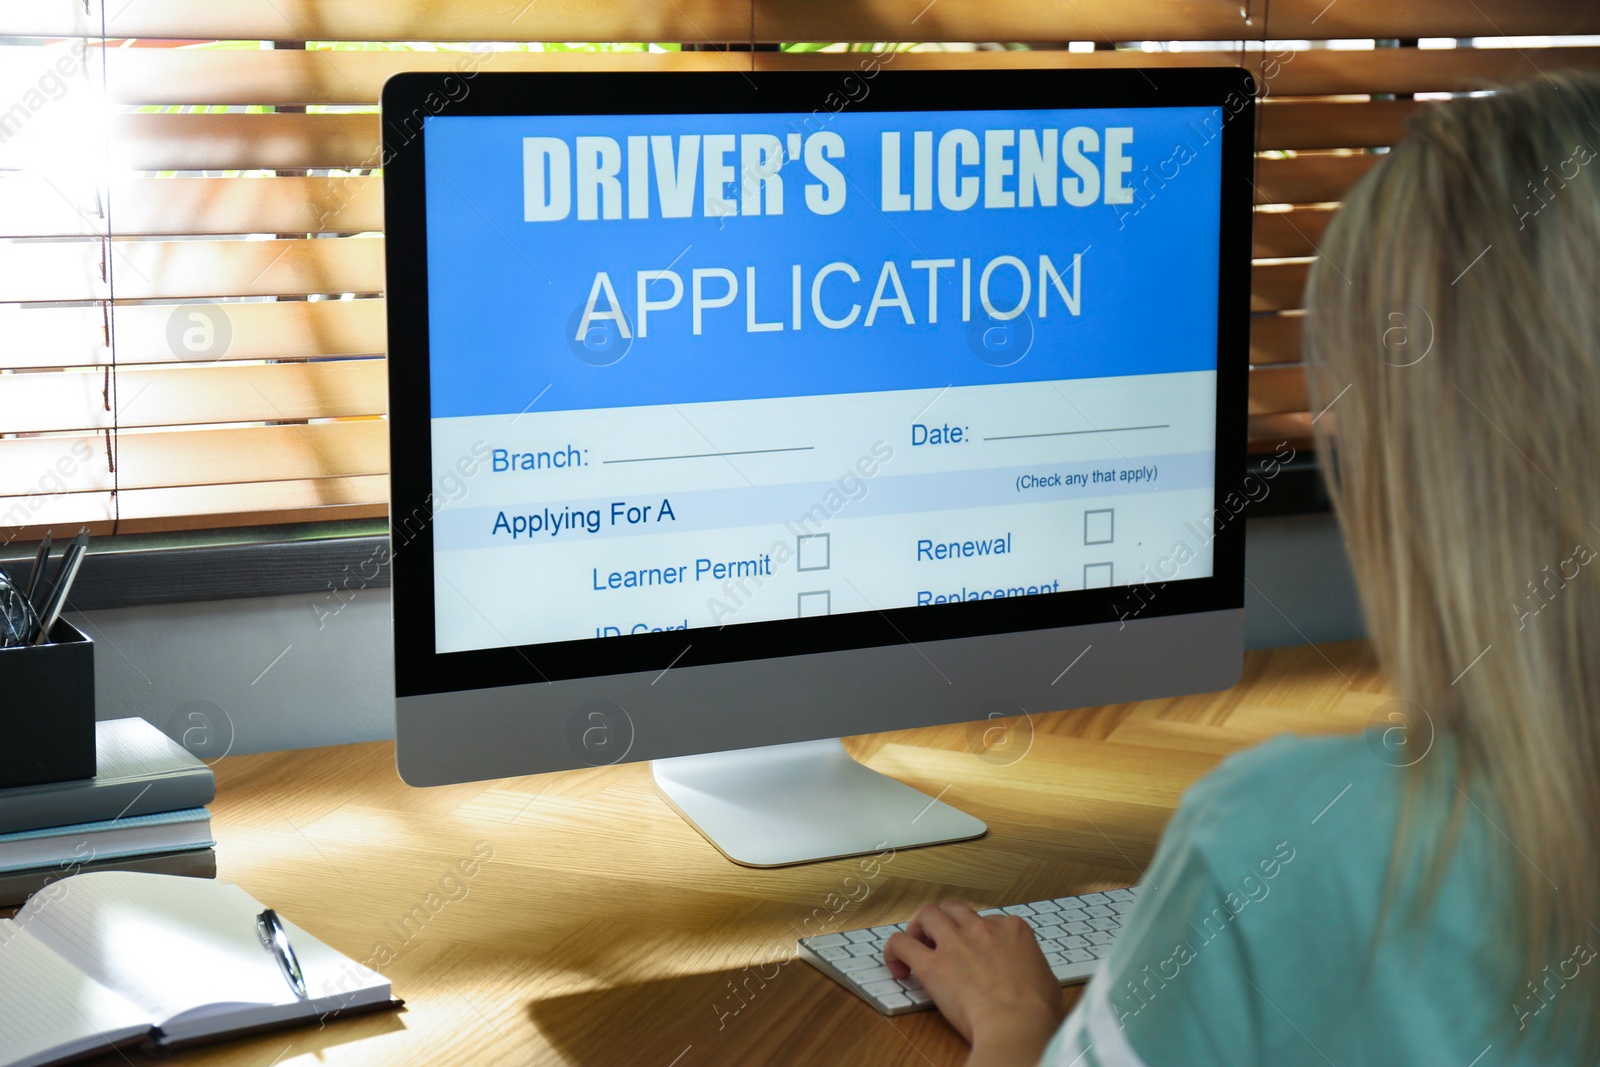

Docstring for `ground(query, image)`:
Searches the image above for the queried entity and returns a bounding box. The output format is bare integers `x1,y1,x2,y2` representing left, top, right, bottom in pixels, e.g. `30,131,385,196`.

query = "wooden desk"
86,640,1384,1066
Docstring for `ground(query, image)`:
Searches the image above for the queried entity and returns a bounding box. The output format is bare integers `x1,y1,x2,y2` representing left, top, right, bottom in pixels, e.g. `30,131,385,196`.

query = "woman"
886,72,1600,1066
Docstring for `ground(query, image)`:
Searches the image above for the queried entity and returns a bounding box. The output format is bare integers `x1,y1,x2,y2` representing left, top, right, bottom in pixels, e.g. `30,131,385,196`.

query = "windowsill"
1250,455,1331,518
0,462,1327,611
0,520,391,612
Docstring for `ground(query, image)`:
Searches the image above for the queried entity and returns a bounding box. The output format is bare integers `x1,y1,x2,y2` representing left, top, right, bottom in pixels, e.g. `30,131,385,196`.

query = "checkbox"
798,590,832,617
1084,509,1114,546
1083,563,1114,589
797,533,831,572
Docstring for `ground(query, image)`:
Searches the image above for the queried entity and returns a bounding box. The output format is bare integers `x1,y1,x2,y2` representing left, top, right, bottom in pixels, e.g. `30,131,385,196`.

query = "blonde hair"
1305,73,1600,1048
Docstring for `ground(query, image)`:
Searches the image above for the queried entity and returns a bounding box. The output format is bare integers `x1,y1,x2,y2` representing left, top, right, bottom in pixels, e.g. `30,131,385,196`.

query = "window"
3,1,1594,547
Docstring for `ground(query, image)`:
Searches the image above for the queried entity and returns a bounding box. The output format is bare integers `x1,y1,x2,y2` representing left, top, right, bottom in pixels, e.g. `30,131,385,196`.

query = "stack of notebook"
0,718,216,906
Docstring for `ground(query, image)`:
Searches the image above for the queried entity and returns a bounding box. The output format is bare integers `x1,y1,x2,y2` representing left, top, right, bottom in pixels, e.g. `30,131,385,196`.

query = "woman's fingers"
903,900,961,947
937,898,983,929
883,929,933,980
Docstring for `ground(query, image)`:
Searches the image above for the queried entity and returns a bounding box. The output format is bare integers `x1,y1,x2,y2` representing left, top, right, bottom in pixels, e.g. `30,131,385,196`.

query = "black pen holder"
0,620,96,788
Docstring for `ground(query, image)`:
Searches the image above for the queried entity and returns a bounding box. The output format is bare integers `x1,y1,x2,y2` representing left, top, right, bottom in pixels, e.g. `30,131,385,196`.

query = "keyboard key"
1088,918,1119,932
1059,935,1089,949
837,956,880,973
1082,905,1114,918
1037,939,1062,954
1065,949,1093,964
849,966,893,985
1045,951,1068,967
1002,904,1036,917
906,988,933,1006
879,993,913,1010
846,930,876,944
1089,945,1113,959
1110,901,1135,915
848,944,879,957
871,925,900,939
899,977,924,992
818,946,851,962
1106,889,1138,902
1056,908,1088,923
863,979,903,997
1032,900,1061,913
1062,921,1092,935
808,934,848,949
1078,893,1110,906
1085,931,1114,946
977,908,1006,918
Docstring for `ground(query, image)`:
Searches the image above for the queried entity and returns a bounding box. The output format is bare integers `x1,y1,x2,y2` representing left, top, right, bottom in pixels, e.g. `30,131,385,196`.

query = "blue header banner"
423,105,1224,418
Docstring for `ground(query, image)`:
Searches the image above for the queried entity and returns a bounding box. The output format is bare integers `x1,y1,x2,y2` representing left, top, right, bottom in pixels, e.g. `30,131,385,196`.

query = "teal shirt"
1041,732,1584,1067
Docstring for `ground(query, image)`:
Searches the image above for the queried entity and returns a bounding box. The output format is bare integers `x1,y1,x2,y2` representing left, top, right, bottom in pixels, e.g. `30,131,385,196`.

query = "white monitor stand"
652,738,987,867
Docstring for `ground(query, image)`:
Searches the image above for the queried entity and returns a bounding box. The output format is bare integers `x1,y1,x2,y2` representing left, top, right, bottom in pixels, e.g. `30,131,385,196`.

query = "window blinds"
2,0,1596,539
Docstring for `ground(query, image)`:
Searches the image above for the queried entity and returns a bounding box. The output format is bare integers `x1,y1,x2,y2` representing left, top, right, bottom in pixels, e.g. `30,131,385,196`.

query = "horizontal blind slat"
1255,154,1380,206
40,45,1598,110
0,176,384,239
1249,314,1304,366
1251,261,1311,312
0,298,385,369
759,0,1600,41
2,359,386,433
2,105,1422,181
0,238,384,302
0,421,387,495
90,47,747,107
1258,100,1422,152
753,0,1252,42
0,479,388,541
1,0,751,43
1247,412,1313,453
1266,0,1600,38
0,113,381,174
753,47,1600,98
7,189,1342,268
1248,365,1308,416
1253,206,1334,259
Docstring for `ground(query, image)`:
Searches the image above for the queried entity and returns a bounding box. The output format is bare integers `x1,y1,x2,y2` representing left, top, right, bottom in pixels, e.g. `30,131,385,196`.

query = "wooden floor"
80,640,1387,1067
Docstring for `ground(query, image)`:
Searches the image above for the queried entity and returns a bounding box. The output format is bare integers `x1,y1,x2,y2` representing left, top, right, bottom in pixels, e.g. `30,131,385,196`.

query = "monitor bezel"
383,67,1256,700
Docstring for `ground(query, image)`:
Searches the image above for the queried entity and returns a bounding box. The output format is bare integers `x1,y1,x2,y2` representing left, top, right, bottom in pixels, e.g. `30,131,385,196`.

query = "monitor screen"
417,95,1226,657
385,67,1252,776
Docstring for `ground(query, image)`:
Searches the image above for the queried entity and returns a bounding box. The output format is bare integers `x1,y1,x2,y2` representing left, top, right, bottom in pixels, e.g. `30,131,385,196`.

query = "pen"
256,908,308,999
30,531,86,646
22,531,51,613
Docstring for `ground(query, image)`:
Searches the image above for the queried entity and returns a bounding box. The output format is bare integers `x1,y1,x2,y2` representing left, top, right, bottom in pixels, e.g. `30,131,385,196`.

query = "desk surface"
83,640,1383,1067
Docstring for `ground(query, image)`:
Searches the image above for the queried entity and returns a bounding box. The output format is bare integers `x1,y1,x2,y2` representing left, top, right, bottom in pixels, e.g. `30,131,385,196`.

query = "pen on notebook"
30,530,87,646
22,531,51,612
256,908,308,999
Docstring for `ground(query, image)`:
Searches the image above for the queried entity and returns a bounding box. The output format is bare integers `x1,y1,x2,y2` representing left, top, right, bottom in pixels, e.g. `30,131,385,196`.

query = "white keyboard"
796,885,1143,1015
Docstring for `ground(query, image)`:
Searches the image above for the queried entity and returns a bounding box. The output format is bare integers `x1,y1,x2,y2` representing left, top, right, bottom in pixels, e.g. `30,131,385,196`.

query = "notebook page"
20,872,320,1021
17,871,390,1037
0,918,149,1067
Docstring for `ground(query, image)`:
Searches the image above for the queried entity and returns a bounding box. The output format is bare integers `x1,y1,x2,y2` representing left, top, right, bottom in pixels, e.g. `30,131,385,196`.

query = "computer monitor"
383,67,1253,866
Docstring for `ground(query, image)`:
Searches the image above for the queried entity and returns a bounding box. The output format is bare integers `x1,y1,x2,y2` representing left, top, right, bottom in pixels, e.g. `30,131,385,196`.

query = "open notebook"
0,871,400,1067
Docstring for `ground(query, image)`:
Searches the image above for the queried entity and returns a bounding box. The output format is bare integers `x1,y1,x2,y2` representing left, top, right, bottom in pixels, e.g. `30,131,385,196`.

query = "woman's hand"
883,900,1064,1061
